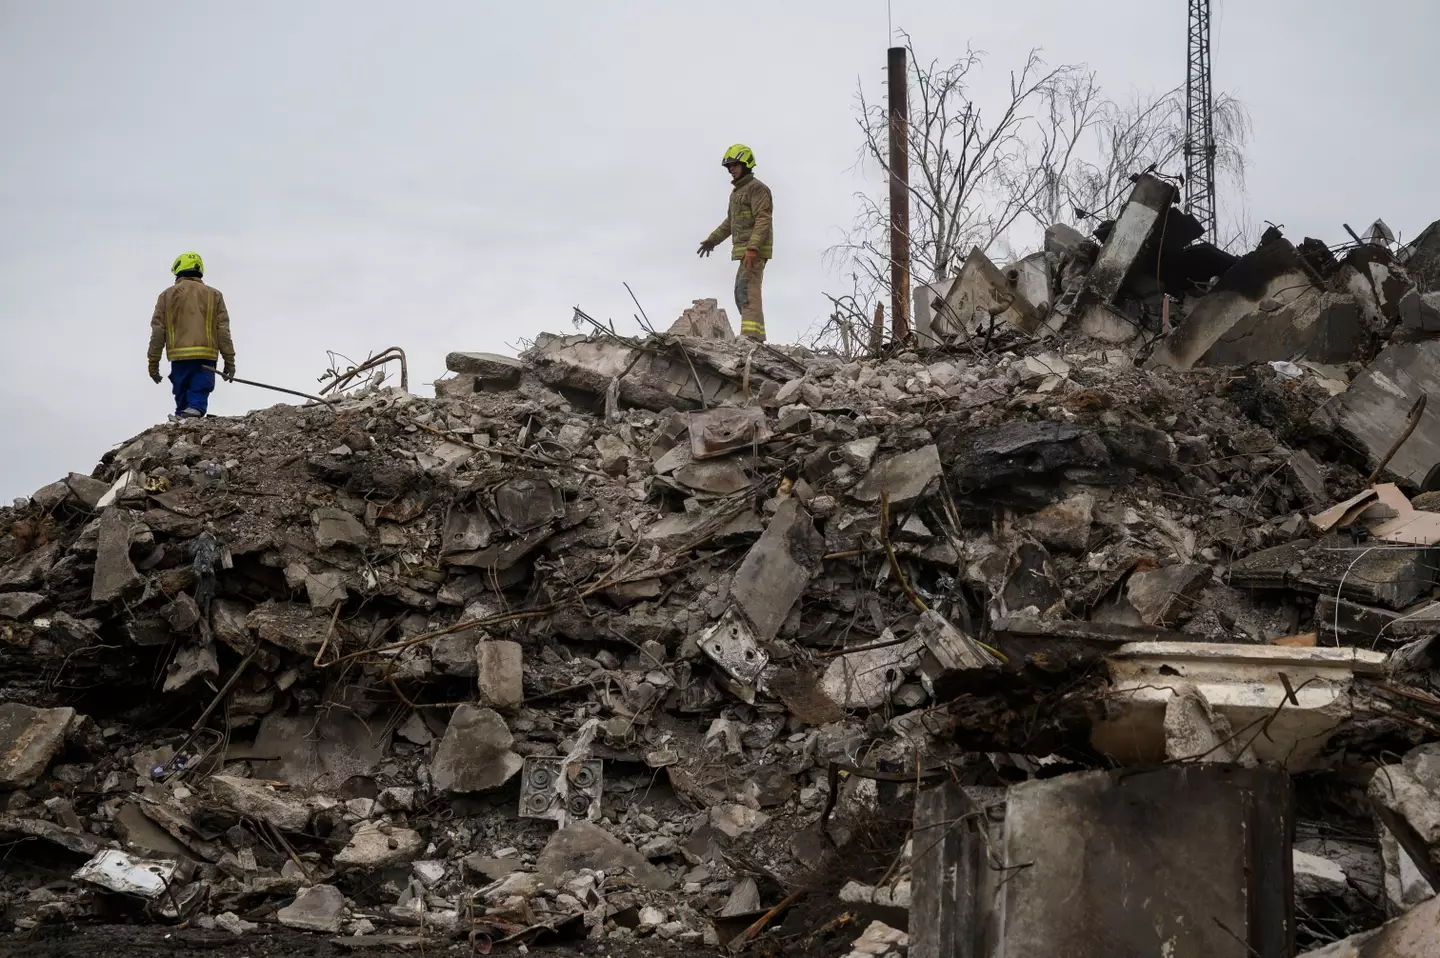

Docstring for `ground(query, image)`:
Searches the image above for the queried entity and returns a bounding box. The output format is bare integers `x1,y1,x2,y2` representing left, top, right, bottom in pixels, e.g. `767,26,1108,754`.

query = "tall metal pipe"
887,46,911,342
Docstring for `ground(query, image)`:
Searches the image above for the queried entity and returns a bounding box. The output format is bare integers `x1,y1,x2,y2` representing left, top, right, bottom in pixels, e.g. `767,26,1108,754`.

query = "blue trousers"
169,359,216,415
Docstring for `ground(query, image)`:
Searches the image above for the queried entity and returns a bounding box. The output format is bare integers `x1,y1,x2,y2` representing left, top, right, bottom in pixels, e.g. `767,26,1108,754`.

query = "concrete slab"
1093,641,1387,769
729,498,823,641
850,444,942,506
91,507,142,603
431,705,523,794
932,247,1044,338
1314,339,1440,487
1082,174,1178,306
535,821,672,890
476,640,523,709
0,703,74,788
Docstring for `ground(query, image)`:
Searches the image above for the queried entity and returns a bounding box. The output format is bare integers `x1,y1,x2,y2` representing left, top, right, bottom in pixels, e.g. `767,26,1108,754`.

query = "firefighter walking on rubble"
697,144,773,342
146,251,237,418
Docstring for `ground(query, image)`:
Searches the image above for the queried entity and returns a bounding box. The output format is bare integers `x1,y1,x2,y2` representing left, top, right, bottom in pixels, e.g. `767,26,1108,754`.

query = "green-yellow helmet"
171,251,204,275
721,144,756,170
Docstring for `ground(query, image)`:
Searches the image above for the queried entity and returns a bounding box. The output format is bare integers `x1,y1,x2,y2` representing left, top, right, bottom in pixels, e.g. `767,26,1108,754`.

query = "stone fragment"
688,407,772,459
1025,493,1095,552
215,912,258,936
493,476,564,532
334,821,425,869
207,775,311,832
0,592,46,619
429,632,479,676
1125,563,1210,627
720,876,761,916
675,460,752,495
1294,848,1349,898
668,298,735,339
710,804,769,839
431,706,523,794
0,704,74,788
246,602,332,657
312,507,368,549
729,498,824,642
851,445,942,506
839,436,880,471
476,640,524,709
821,635,922,709
162,641,219,693
277,884,346,934
845,920,910,958
91,507,142,603
463,854,522,882
65,473,112,509
535,822,673,890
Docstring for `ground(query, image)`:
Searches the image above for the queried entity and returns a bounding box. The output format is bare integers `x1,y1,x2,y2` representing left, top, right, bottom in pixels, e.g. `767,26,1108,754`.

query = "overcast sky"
2,1,1436,500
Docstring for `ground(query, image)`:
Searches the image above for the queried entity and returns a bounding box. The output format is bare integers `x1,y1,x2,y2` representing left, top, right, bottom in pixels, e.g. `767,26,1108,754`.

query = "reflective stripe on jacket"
705,173,774,261
147,276,236,367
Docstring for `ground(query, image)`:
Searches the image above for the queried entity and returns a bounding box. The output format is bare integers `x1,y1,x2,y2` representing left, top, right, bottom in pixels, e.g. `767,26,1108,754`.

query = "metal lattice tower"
1184,0,1217,242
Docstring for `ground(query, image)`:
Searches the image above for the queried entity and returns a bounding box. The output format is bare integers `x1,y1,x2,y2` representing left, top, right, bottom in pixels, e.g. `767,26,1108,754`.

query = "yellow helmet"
171,251,204,275
721,144,756,170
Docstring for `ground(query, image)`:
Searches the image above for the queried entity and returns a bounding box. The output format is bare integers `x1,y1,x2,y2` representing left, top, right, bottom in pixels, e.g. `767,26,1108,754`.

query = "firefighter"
146,251,236,418
697,144,773,341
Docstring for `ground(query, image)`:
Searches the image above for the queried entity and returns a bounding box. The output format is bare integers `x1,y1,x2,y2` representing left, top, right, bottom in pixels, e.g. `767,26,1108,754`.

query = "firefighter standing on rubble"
146,251,236,418
697,144,773,342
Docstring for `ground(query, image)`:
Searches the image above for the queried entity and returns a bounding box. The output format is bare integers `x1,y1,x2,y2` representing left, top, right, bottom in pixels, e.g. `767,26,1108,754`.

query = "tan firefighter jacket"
147,276,236,371
705,173,774,260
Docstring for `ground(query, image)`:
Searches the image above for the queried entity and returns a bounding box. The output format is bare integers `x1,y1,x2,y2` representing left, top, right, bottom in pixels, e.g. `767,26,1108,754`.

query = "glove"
220,360,235,382
149,369,162,384
697,239,717,258
742,249,759,269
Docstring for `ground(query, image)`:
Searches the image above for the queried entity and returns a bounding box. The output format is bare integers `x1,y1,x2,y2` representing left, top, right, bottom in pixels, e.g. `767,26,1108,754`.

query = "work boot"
179,408,204,418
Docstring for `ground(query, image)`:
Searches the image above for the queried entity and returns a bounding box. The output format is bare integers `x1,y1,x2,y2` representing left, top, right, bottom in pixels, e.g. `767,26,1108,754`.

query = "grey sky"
2,1,1435,500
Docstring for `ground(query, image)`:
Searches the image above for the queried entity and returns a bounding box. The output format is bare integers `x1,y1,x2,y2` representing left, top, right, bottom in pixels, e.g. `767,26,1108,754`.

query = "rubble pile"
5,191,1440,957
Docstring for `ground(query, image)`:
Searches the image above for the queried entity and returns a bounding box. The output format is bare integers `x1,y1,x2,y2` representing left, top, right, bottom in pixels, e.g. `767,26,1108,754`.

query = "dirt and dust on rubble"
7,181,1440,958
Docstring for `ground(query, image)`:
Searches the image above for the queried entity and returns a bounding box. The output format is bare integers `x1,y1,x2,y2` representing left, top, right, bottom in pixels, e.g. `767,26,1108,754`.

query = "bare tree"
820,40,1253,351
1027,85,1251,236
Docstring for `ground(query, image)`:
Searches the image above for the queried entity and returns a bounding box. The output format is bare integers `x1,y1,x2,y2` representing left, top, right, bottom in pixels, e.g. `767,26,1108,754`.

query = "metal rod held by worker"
887,45,912,343
203,368,335,407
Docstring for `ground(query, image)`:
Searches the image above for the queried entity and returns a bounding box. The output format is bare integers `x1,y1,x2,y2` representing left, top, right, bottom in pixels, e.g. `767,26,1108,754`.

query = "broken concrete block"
1294,848,1349,898
445,351,524,385
277,884,347,934
933,247,1044,338
668,298,735,339
0,704,75,788
334,821,425,869
820,634,923,709
65,472,112,509
430,705,523,794
476,639,523,709
688,407,772,460
0,592,47,619
845,920,909,958
91,507,142,603
710,804,770,839
729,498,823,642
839,436,880,471
1017,352,1070,383
1162,682,1256,766
912,609,994,673
312,507,368,549
162,640,219,693
1399,288,1440,332
1125,563,1209,627
1094,642,1387,769
1370,743,1440,874
674,460,752,495
536,822,672,890
720,877,761,916
1380,823,1436,914
1314,340,1440,487
1083,174,1179,307
851,444,942,506
1025,493,1094,552
1296,892,1439,957
428,632,479,676
493,476,564,532
207,775,311,832
246,601,333,657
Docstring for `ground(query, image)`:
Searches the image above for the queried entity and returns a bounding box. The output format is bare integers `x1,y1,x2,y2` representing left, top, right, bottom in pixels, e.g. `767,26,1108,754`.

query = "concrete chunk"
0,703,75,788
821,634,923,709
431,705,523,794
535,822,673,890
207,775,311,832
1125,563,1210,627
312,507,368,549
333,821,425,869
445,351,525,384
91,507,142,603
1294,849,1349,898
1314,340,1440,487
0,592,47,619
851,444,942,506
476,640,523,709
1025,493,1094,552
729,499,824,642
277,884,347,934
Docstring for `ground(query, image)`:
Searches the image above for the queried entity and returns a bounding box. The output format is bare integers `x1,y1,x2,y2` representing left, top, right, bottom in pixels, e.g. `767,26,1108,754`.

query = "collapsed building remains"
6,189,1440,957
